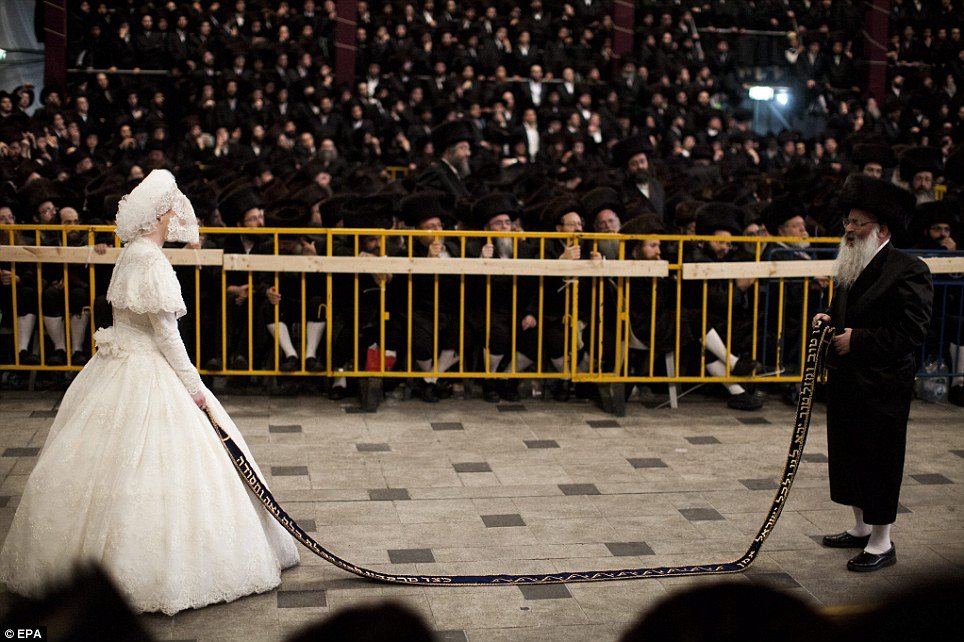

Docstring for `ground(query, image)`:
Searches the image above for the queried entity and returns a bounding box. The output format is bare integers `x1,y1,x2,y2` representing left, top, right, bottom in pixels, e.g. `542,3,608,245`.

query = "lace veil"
114,169,199,245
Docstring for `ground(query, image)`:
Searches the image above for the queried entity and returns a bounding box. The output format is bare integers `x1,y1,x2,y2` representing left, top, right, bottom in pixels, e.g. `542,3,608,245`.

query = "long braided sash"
206,321,835,585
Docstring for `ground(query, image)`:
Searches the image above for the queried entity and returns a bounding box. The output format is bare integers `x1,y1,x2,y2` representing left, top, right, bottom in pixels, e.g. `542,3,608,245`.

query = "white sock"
707,360,745,395
70,312,89,352
577,353,590,373
18,314,36,352
951,343,963,387
333,369,346,389
514,353,533,372
488,353,503,373
266,323,298,358
416,358,438,383
848,506,872,537
305,321,325,359
437,349,458,373
43,316,66,351
550,356,566,372
865,523,892,554
704,328,738,367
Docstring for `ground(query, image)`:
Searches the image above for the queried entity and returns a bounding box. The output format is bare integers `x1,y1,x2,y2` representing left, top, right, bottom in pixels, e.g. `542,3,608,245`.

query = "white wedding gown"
0,237,299,615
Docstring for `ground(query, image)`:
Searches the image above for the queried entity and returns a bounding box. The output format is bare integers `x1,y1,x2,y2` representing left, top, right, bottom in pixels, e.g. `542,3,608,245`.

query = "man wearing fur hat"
814,173,933,572
414,120,474,198
899,146,944,205
611,135,665,220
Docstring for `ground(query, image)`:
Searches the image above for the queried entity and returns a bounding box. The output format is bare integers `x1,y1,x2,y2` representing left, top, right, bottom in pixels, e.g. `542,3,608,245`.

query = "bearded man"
415,120,474,198
814,173,933,572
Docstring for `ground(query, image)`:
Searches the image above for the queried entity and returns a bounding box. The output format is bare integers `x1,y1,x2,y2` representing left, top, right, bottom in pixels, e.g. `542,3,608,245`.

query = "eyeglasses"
841,218,874,229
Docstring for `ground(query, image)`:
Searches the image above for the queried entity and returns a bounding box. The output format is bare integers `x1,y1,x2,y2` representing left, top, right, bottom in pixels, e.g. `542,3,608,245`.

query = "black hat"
342,195,395,229
581,187,624,222
851,143,896,170
944,146,964,188
620,213,666,236
610,135,652,169
761,193,808,235
915,199,960,230
265,200,312,229
837,173,915,232
400,190,453,227
470,192,522,230
539,196,583,232
675,200,704,227
318,193,357,228
218,187,263,226
899,146,943,182
431,120,474,154
695,202,743,236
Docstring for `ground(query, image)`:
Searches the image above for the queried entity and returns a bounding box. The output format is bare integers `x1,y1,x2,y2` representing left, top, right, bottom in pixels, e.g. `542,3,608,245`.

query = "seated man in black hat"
465,192,538,402
814,173,933,572
611,134,665,220
399,191,463,402
898,146,944,205
851,143,896,181
414,120,474,199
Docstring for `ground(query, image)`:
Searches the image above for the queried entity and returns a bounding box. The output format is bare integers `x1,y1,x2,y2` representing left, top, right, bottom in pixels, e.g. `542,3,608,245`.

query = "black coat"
414,162,470,198
825,243,933,525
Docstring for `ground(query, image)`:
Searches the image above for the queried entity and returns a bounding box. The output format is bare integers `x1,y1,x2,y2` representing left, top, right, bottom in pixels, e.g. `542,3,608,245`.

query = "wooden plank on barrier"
0,246,223,266
222,254,670,277
682,257,964,279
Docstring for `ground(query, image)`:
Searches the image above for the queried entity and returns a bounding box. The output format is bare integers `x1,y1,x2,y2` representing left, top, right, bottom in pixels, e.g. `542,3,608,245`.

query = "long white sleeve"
149,310,203,395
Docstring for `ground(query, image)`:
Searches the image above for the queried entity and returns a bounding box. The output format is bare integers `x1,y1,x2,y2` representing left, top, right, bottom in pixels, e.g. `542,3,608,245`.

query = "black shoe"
782,385,801,407
204,357,223,371
847,545,896,572
279,355,299,372
732,357,763,377
482,381,501,403
822,531,871,548
229,355,249,371
949,385,964,407
328,385,350,400
501,381,521,402
552,380,571,402
436,381,454,399
71,351,88,366
421,383,440,403
47,349,67,366
305,356,325,372
18,350,40,365
727,391,763,410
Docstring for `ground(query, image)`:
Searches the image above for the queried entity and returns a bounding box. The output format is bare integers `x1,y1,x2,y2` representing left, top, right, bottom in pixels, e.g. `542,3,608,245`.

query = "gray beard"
833,227,880,289
914,189,934,205
495,237,514,258
597,238,621,259
454,156,471,178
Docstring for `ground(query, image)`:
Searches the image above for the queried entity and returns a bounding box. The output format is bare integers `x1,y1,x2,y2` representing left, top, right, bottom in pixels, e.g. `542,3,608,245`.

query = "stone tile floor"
1,388,962,641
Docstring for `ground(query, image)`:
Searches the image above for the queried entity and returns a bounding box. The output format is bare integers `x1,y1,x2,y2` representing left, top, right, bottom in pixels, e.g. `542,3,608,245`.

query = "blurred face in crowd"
141,14,153,31
912,171,933,193
416,216,444,247
0,206,15,226
59,207,80,226
556,212,583,233
628,152,649,182
635,239,661,261
128,164,144,181
778,216,809,248
443,140,471,176
594,209,620,233
928,222,953,244
863,161,883,179
36,201,57,224
75,96,89,113
240,207,264,229
707,231,733,259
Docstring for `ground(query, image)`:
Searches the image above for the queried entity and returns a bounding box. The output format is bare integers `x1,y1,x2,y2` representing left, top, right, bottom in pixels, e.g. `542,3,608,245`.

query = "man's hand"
560,243,581,260
428,239,444,257
93,243,108,255
300,238,317,256
521,314,537,330
480,243,494,258
233,284,249,305
833,327,853,355
0,269,13,286
266,286,281,305
813,312,831,328
939,236,957,251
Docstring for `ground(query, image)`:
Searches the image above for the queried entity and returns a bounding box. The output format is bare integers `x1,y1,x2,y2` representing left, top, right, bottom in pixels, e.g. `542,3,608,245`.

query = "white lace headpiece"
114,169,199,244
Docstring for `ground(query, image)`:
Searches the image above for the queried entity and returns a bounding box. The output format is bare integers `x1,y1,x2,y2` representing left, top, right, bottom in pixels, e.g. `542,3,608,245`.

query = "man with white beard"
414,120,474,198
814,173,933,573
898,146,944,205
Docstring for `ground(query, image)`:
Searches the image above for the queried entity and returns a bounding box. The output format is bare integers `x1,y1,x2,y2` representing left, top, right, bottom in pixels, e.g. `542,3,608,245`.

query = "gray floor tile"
277,590,327,608
2,448,40,457
432,422,464,431
685,436,720,445
481,513,526,527
345,407,375,414
497,404,527,412
298,519,317,532
268,424,302,433
438,631,468,642
679,508,725,521
388,548,436,564
524,439,559,449
802,453,829,463
271,466,308,476
747,572,801,589
897,504,912,514
0,496,8,508
29,410,57,418
559,483,601,496
519,584,572,600
627,458,667,468
587,420,620,428
910,473,953,485
453,462,492,473
356,443,391,452
737,417,771,425
369,488,411,501
952,450,964,458
605,542,655,556
739,478,779,490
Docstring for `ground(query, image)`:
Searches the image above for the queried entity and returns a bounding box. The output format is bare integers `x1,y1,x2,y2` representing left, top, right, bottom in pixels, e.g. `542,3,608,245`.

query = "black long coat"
825,243,933,525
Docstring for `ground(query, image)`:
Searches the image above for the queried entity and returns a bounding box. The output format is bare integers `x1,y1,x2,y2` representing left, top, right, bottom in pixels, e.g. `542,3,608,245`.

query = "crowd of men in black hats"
1,1,962,407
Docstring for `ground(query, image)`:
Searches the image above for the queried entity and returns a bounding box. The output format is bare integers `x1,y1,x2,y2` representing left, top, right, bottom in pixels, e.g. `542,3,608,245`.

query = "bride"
0,169,298,615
